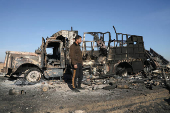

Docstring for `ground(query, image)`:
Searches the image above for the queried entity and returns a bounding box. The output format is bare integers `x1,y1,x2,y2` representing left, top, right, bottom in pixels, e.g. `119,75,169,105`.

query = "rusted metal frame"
113,26,117,34
46,39,62,44
133,37,135,59
60,42,65,68
41,37,45,68
83,41,99,42
108,32,111,48
130,36,144,59
64,43,67,67
5,51,39,56
92,40,95,56
82,31,110,54
116,33,118,42
102,32,111,64
85,46,100,48
93,39,95,51
123,34,130,61
82,33,86,52
91,42,93,51
5,51,10,73
86,32,110,37
83,32,110,44
121,34,124,61
110,30,132,74
4,51,8,69
84,40,96,52
11,56,13,69
150,48,169,65
83,32,111,67
126,35,129,60
138,37,140,58
8,54,12,69
84,41,86,51
102,33,105,43
84,32,110,34
44,42,47,68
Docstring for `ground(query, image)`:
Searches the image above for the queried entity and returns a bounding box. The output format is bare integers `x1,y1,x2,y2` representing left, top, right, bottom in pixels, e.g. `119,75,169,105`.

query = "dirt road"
0,76,170,113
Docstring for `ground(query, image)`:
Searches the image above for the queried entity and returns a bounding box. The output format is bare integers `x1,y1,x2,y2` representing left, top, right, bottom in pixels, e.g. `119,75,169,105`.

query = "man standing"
69,35,84,92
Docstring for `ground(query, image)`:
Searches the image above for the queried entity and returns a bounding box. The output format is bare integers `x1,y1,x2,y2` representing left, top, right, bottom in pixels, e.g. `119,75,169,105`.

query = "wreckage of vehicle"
80,26,169,89
2,26,170,89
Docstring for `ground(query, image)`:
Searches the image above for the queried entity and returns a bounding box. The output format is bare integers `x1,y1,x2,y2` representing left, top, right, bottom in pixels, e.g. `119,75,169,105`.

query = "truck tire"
24,68,42,83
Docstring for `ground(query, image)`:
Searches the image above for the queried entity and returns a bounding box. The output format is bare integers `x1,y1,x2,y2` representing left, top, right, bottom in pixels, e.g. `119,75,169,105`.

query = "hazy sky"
0,0,170,62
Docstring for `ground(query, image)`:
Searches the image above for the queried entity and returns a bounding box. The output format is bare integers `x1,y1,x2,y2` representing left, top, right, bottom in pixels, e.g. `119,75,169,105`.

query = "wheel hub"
26,71,41,82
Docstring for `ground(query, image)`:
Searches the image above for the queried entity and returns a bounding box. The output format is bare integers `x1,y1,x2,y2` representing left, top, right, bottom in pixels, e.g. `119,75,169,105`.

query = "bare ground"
0,76,170,113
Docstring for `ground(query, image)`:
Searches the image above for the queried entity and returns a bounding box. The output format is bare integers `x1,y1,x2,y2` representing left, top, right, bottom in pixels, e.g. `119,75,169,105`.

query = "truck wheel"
24,68,42,83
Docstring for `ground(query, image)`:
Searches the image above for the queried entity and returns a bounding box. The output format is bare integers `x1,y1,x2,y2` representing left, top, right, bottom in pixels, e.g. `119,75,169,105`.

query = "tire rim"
26,71,41,82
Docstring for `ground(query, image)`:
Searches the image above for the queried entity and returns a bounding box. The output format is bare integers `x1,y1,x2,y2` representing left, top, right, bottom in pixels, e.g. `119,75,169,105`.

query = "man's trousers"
72,63,83,88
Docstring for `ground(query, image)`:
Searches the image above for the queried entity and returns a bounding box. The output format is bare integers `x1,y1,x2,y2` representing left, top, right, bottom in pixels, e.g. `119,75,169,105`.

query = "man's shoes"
72,88,80,92
77,87,85,90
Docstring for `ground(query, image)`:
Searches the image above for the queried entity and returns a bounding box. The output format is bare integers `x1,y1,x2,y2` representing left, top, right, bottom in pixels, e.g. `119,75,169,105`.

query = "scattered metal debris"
9,89,26,95
14,78,40,85
42,86,48,92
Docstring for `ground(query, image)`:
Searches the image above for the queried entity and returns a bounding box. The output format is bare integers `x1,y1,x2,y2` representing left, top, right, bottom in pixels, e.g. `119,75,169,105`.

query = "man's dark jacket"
69,42,82,65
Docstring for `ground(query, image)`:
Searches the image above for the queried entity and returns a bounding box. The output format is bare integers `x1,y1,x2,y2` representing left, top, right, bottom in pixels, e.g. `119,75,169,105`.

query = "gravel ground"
0,76,170,113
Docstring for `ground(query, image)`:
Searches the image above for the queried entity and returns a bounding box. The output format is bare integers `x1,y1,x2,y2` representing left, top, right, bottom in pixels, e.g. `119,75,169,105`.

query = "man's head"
75,35,82,44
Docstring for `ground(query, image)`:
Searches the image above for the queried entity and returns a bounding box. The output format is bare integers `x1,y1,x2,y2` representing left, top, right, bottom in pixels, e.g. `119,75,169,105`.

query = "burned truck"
81,27,170,87
2,30,78,83
81,27,146,78
2,26,170,85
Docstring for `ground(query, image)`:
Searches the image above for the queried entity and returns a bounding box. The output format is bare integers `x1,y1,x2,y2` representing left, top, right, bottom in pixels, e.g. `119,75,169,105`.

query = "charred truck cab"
40,38,65,79
2,29,78,83
40,30,78,79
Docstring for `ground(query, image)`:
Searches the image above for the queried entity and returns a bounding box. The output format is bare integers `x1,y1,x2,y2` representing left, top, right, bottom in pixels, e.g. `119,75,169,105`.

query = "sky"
0,0,170,62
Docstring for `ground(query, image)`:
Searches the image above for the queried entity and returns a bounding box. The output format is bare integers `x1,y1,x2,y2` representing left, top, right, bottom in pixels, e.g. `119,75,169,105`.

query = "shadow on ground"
164,98,170,105
63,69,73,90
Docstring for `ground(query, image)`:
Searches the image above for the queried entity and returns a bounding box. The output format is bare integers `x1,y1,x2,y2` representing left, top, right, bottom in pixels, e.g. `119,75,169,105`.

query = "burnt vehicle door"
43,38,65,79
